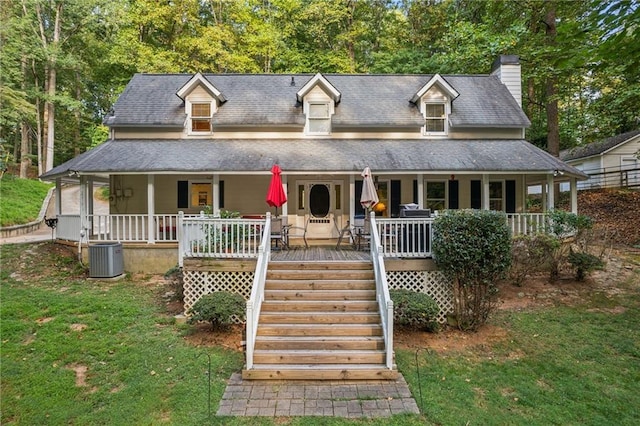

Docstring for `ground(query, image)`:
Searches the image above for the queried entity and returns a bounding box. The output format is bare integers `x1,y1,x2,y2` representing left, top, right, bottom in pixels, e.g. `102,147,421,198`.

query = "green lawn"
1,242,639,425
0,176,53,227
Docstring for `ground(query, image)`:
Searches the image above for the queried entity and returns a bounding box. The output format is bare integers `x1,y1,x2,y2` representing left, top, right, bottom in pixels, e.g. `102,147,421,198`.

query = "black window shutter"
354,180,364,217
505,180,516,213
391,180,401,217
177,181,188,208
470,180,481,209
219,180,224,208
448,180,459,209
413,179,418,204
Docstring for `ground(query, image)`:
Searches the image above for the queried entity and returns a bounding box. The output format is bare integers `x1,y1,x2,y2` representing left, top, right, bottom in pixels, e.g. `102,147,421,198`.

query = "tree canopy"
1,0,638,175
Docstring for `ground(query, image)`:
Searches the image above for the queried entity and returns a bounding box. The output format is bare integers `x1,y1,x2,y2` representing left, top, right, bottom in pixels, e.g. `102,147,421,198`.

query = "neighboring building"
42,55,585,271
560,130,640,190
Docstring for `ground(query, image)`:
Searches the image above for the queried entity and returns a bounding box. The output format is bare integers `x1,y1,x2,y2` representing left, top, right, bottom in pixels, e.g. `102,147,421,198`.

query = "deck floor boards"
271,246,370,262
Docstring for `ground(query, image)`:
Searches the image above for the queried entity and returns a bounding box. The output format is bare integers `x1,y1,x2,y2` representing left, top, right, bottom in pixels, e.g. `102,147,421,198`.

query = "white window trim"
422,101,449,137
424,180,448,211
304,101,332,136
186,99,215,135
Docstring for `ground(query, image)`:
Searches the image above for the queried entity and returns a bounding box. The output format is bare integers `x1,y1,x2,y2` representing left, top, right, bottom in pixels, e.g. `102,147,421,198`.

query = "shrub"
390,289,440,332
509,233,559,286
163,265,184,302
187,291,245,330
433,210,512,332
568,250,604,281
546,210,594,281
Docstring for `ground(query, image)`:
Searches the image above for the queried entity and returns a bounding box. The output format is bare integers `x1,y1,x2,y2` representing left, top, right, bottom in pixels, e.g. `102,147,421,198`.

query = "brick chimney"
491,55,522,107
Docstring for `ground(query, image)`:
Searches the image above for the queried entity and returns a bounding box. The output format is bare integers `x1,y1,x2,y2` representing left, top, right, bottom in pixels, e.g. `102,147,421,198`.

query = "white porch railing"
375,217,434,258
178,213,265,266
59,212,550,255
506,213,547,235
369,212,394,370
245,214,272,370
89,214,149,241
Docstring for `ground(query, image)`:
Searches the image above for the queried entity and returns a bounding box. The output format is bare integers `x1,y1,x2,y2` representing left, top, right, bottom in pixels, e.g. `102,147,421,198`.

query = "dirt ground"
169,245,639,355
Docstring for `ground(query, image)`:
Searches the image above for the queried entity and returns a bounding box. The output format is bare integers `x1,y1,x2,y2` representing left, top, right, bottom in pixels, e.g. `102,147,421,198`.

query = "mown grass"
1,242,639,425
0,175,53,226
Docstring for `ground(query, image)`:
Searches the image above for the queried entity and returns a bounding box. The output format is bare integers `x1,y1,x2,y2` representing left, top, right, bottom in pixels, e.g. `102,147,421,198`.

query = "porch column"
79,176,88,239
281,174,288,217
87,178,94,216
570,177,578,214
147,174,155,244
55,177,62,216
482,174,490,210
416,174,424,208
349,174,355,225
541,182,547,211
521,174,527,213
212,174,220,215
546,174,555,211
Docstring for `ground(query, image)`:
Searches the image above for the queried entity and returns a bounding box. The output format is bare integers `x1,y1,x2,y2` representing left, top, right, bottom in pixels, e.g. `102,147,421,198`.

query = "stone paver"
216,373,421,418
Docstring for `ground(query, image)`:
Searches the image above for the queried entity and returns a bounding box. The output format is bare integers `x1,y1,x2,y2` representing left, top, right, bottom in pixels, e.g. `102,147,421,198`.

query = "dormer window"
424,102,447,134
297,73,340,136
191,102,212,132
412,74,459,138
176,73,226,135
307,102,331,134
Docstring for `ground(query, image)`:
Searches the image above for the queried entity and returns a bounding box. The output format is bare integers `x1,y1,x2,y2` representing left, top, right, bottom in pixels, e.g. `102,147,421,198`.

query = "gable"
296,73,341,104
176,72,226,102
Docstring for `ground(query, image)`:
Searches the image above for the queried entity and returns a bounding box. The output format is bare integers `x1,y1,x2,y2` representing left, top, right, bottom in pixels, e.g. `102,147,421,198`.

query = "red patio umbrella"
266,164,287,215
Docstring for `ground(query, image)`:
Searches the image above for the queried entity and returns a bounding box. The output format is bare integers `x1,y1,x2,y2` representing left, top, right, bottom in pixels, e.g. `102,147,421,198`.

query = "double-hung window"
489,181,504,211
424,102,446,134
307,102,331,135
425,181,446,211
190,102,212,133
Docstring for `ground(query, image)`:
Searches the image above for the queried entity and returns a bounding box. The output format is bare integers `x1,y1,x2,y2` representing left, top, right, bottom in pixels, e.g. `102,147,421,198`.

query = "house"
42,54,584,271
560,129,640,190
41,55,586,379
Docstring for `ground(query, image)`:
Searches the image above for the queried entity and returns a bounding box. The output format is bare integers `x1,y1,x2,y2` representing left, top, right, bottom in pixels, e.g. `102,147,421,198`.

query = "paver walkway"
217,373,420,418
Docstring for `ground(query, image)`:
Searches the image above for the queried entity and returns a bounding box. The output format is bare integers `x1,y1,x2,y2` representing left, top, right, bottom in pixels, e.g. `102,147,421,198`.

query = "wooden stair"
242,261,397,380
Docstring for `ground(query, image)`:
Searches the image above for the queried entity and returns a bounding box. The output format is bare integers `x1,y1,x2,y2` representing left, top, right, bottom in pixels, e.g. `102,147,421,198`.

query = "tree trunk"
36,1,63,172
545,5,560,157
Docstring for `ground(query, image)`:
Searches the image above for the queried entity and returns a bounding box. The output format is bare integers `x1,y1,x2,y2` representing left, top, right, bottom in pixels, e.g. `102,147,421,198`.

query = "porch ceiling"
41,138,587,180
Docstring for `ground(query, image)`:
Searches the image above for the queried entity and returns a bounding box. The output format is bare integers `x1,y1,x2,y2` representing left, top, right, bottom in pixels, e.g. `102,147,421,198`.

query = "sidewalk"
217,373,421,418
1,184,108,245
0,225,54,245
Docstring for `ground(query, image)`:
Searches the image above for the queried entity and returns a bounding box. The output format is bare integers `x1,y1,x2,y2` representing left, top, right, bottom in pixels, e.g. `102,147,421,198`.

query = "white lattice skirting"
183,268,453,324
183,270,254,315
387,270,454,324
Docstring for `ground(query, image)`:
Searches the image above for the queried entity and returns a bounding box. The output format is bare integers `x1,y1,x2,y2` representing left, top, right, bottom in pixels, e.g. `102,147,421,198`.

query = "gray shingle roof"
103,73,531,129
560,129,640,161
42,139,585,180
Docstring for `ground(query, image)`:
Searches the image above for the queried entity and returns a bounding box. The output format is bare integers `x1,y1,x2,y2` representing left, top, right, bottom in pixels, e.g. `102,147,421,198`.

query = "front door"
306,182,334,238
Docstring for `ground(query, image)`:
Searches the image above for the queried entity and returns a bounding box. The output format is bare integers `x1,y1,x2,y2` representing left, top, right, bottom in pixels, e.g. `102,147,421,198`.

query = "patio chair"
284,216,309,249
353,216,371,251
334,215,355,249
270,216,288,250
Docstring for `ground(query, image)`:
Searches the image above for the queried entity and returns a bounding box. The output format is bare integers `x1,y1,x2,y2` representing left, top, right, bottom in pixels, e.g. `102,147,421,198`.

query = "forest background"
1,0,638,177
